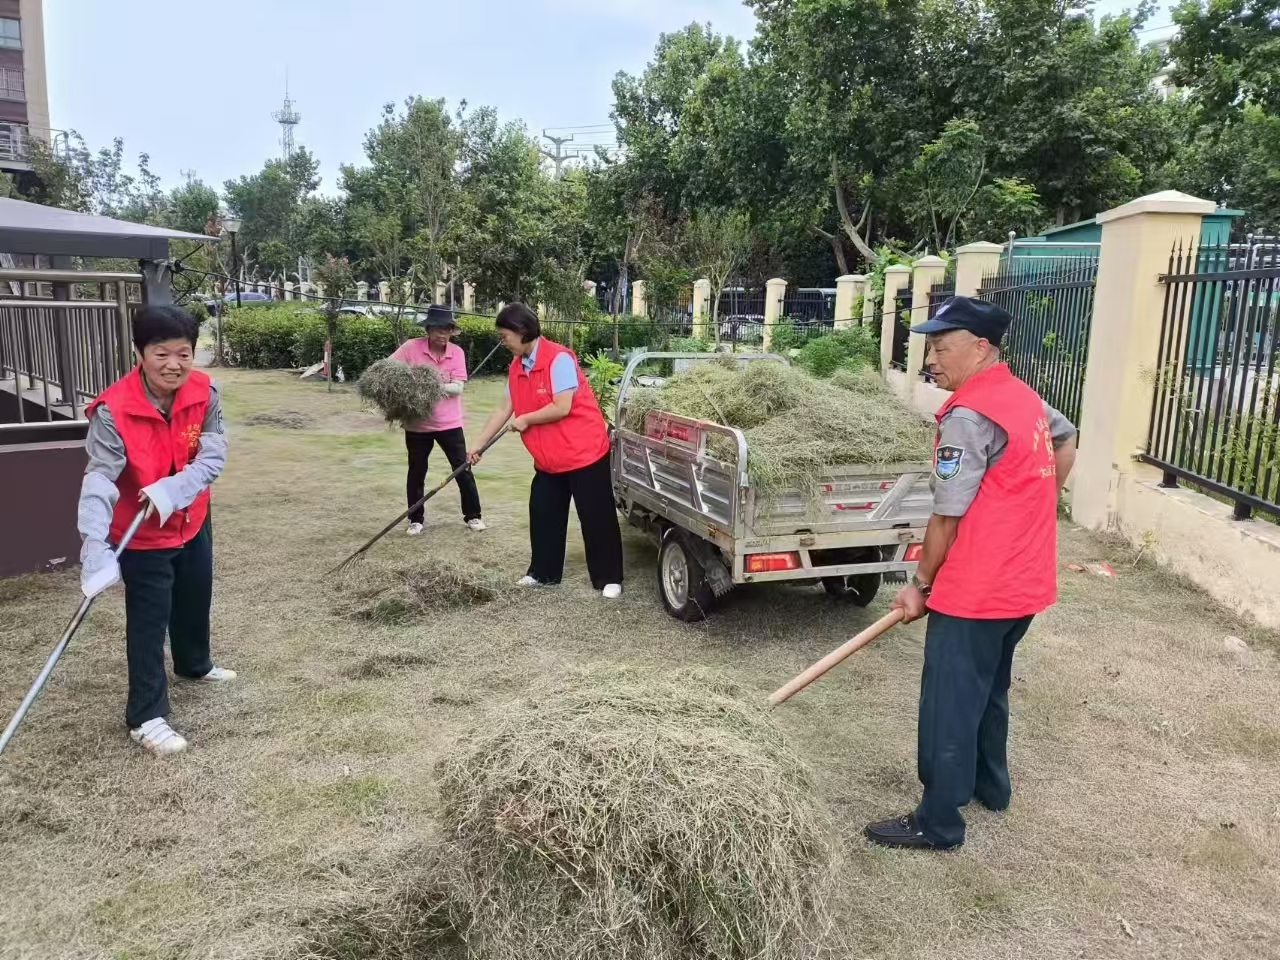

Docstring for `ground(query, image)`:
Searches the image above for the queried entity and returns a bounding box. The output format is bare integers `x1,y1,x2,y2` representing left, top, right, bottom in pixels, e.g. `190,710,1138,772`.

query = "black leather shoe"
863,813,959,850
970,794,1010,812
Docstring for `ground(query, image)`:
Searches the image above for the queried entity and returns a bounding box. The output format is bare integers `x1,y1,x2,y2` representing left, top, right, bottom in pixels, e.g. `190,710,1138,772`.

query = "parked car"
718,314,766,343
206,291,273,316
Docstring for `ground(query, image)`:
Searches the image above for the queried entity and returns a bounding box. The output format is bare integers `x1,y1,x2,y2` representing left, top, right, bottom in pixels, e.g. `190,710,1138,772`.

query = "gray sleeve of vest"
78,407,124,552
930,408,1000,518
1043,401,1077,448
143,383,228,516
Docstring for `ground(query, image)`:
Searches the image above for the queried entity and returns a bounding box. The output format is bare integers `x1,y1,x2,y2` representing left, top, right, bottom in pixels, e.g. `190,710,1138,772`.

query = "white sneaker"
406,522,424,536
130,718,188,756
602,583,623,600
466,518,487,532
198,666,236,682
516,575,540,587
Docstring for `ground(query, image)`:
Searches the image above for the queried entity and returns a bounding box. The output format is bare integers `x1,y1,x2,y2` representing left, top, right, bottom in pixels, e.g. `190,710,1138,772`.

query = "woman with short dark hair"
470,303,623,598
77,305,233,756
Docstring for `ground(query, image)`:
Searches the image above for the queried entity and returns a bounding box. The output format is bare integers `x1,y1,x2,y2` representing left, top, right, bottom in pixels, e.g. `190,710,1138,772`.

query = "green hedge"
222,304,317,369
795,326,881,378
222,303,509,379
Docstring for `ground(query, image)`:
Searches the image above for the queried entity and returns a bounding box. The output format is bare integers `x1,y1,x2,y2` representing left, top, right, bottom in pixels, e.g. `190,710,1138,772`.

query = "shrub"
669,335,710,353
768,320,806,354
329,314,399,378
795,326,880,378
453,315,504,375
222,303,316,370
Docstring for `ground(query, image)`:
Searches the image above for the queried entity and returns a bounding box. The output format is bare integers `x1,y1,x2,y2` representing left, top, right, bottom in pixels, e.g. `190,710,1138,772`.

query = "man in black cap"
387,304,485,535
864,296,1076,850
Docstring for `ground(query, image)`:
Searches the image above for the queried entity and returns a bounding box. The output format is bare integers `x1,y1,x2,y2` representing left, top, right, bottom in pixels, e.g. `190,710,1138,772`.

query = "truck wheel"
658,530,715,622
822,572,882,607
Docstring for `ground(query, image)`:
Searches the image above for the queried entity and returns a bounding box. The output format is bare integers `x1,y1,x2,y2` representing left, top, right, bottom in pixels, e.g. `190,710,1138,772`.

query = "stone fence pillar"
1072,191,1215,529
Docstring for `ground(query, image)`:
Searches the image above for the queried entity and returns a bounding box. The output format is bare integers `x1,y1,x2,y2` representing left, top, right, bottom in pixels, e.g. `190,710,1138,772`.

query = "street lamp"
223,215,243,308
219,215,242,368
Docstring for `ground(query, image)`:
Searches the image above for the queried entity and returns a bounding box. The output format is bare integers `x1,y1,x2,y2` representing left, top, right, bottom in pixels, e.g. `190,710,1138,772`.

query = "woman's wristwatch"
911,574,932,596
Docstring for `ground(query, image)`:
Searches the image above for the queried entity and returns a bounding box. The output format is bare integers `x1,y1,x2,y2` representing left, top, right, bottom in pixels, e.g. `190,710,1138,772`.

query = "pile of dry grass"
334,560,504,624
828,364,888,395
357,359,444,427
433,669,834,960
623,359,932,491
243,409,314,429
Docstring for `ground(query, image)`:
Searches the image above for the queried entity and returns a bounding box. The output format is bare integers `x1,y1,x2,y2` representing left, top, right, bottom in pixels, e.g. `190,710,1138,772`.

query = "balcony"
0,124,69,171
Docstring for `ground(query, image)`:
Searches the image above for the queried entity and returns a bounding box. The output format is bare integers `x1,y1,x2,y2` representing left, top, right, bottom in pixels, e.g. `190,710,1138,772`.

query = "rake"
0,505,153,758
327,424,512,576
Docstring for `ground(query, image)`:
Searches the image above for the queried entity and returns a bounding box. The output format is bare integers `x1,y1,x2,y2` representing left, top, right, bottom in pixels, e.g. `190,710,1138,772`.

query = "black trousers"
117,518,214,729
528,453,624,588
405,427,481,524
915,610,1034,847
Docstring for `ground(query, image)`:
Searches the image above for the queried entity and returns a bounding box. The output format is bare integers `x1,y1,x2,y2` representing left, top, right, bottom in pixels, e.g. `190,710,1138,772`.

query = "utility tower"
272,74,301,160
540,130,574,178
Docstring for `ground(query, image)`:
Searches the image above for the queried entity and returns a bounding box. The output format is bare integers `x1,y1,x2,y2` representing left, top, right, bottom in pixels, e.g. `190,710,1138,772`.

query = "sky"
44,0,1176,199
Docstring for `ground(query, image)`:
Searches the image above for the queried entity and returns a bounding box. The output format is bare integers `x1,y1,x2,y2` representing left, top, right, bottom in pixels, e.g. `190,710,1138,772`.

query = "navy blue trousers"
117,518,214,728
914,611,1033,847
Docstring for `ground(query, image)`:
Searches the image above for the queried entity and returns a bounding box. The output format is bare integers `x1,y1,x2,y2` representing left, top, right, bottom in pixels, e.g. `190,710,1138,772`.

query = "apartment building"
0,0,53,174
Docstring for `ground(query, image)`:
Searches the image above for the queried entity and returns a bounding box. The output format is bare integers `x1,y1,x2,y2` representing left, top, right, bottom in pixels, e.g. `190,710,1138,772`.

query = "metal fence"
1143,242,1280,520
923,275,956,381
889,286,912,369
0,270,141,424
977,253,1099,425
782,287,836,323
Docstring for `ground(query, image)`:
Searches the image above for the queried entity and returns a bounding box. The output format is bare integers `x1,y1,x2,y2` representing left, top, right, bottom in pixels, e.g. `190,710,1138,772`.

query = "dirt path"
1,369,1277,959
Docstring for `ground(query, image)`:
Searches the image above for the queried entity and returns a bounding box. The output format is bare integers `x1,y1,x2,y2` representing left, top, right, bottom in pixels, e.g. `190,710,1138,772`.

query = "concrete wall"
1116,465,1280,628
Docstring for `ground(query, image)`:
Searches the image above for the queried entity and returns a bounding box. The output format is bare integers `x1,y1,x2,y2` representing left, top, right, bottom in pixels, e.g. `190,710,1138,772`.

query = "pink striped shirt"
390,338,468,432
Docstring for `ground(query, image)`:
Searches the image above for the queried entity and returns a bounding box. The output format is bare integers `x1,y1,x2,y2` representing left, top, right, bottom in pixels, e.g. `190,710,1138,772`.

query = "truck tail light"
904,543,924,562
746,552,801,573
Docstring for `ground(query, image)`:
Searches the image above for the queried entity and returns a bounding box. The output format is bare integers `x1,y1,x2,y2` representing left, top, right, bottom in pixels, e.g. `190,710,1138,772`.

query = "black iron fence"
923,275,956,381
977,254,1098,425
889,286,912,369
1143,242,1280,520
782,287,836,324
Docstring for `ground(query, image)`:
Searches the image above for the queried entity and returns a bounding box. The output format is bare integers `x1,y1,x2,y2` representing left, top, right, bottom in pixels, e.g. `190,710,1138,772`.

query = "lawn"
1,369,1278,960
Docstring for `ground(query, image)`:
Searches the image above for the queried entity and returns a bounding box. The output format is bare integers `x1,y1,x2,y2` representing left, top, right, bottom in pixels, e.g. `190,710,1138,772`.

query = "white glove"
140,477,181,525
443,381,464,397
80,541,120,599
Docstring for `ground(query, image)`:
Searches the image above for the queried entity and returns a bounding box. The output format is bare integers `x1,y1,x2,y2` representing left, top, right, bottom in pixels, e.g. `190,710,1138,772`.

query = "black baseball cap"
419,304,459,329
910,295,1011,343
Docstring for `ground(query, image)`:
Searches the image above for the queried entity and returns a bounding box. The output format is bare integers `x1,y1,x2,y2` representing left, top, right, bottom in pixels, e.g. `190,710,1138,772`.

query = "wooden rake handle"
767,609,905,708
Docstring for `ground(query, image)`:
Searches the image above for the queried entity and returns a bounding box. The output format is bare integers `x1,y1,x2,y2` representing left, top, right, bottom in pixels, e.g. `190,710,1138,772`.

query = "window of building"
0,18,20,50
0,67,23,100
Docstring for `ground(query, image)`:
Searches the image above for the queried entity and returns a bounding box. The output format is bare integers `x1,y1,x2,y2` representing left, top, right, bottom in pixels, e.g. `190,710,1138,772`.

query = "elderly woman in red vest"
469,303,623,599
78,305,234,756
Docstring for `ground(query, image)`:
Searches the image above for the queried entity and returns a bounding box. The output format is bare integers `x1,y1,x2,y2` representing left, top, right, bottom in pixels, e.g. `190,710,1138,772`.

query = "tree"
904,120,989,253
452,114,598,310
224,148,326,281
13,133,168,221
342,97,463,290
687,208,751,345
165,175,220,235
1170,0,1280,229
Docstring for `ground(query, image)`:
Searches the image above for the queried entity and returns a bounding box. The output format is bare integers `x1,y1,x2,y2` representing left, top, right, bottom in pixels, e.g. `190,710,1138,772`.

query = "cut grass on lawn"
0,369,1277,960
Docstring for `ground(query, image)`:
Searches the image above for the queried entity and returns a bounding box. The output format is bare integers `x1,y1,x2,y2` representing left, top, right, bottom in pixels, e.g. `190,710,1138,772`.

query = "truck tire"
658,529,716,622
822,572,882,607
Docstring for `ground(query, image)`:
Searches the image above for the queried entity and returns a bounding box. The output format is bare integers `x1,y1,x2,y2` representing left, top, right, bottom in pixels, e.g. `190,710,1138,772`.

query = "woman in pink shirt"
389,305,485,535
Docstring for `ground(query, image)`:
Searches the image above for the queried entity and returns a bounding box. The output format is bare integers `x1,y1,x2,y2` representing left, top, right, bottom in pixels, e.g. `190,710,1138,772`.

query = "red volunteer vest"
507,338,610,474
86,368,212,550
928,364,1058,619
